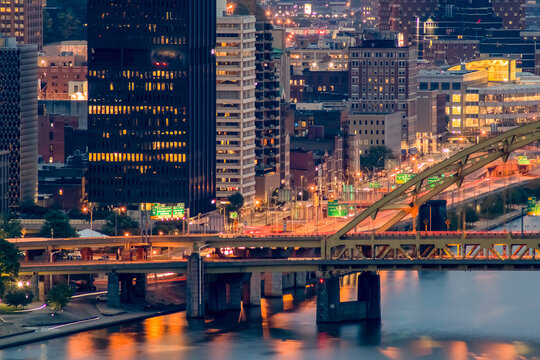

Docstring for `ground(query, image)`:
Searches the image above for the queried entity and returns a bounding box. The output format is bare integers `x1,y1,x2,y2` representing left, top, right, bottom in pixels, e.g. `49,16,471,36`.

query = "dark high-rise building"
87,0,216,215
0,36,38,209
379,0,438,45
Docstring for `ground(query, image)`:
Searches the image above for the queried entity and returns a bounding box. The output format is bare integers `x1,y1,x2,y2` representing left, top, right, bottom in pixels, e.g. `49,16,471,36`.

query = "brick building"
38,114,79,164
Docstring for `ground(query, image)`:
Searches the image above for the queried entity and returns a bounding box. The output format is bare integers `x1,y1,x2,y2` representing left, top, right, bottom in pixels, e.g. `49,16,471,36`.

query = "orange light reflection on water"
144,315,164,342
444,341,468,360
108,332,136,359
260,298,271,339
283,293,294,311
66,331,95,360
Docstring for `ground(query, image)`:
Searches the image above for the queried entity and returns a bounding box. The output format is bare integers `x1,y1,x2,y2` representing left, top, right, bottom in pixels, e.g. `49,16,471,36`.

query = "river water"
5,217,540,359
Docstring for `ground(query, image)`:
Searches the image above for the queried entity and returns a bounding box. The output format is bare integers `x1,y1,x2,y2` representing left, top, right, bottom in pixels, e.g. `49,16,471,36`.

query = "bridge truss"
325,121,540,259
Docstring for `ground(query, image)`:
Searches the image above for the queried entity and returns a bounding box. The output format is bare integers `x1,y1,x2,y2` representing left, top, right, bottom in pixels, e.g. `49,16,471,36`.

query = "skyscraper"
216,15,256,207
0,36,38,208
349,32,418,152
254,21,282,198
87,0,216,215
0,0,42,50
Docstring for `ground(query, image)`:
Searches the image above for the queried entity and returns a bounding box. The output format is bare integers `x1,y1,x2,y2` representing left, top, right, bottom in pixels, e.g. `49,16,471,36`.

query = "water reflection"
5,271,540,359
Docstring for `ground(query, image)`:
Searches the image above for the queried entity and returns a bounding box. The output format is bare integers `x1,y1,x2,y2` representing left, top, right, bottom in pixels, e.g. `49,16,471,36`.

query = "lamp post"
83,207,93,237
522,207,526,237
425,202,433,231
113,206,126,237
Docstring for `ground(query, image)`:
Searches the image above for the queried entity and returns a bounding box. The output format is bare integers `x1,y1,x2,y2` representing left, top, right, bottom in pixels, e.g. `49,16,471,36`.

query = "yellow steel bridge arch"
324,121,540,258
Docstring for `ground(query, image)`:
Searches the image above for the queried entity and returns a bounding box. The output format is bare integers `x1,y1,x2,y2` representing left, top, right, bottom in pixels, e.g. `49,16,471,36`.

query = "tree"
19,199,47,219
67,208,86,220
224,193,244,225
46,284,74,313
0,239,20,297
226,193,244,214
446,206,479,231
360,145,395,171
3,285,33,309
39,210,78,238
0,214,22,239
479,194,505,220
232,0,267,20
101,213,139,236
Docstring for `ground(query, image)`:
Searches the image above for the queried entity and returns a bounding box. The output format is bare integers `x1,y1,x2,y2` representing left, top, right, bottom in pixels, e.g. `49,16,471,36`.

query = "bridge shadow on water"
184,283,383,348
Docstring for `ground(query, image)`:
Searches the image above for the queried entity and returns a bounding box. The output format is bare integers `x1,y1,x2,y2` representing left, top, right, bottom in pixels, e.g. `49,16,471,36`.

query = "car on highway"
65,251,82,260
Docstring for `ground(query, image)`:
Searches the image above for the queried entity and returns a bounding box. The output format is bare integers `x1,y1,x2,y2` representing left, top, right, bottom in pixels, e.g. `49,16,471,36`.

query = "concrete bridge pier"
30,273,39,301
207,281,227,314
242,272,261,306
226,274,244,310
316,272,381,323
295,272,307,288
186,253,205,318
134,274,147,298
357,272,381,320
264,272,283,297
107,272,120,308
119,274,134,303
81,247,93,261
282,273,295,290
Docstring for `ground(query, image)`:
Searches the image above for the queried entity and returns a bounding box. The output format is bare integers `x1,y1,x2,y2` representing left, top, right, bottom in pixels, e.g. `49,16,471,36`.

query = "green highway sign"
151,203,185,220
368,182,381,188
518,156,530,165
527,197,540,216
396,173,414,184
172,204,185,217
328,200,348,217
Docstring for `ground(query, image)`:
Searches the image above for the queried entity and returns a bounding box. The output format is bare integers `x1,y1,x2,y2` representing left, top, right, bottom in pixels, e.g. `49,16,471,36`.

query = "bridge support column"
119,274,133,303
186,253,205,318
134,274,147,298
135,247,147,260
107,272,120,308
81,247,93,261
316,272,381,323
282,273,295,290
295,272,307,288
357,272,381,320
30,273,39,301
244,272,261,306
207,281,227,314
121,248,132,261
316,276,341,323
264,272,282,297
226,276,243,310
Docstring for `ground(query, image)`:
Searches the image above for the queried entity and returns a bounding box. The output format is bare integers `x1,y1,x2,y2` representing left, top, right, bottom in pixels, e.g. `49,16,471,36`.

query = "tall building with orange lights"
87,0,217,215
0,0,42,50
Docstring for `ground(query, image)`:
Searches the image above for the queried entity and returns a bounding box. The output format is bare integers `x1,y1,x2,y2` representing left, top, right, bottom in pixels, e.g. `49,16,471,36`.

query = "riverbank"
0,299,184,350
469,208,523,231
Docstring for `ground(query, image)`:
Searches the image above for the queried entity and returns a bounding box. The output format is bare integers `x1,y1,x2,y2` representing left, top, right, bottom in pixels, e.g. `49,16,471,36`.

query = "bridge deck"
18,258,540,275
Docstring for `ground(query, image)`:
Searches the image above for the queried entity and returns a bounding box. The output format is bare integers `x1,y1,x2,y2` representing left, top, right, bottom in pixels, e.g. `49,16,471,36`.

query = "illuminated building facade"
0,36,38,208
216,15,256,207
419,58,540,135
348,35,418,151
87,0,216,215
0,0,42,50
38,52,87,101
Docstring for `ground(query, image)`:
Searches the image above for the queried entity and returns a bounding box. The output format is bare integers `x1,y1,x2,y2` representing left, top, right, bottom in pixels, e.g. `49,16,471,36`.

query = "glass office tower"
87,0,216,215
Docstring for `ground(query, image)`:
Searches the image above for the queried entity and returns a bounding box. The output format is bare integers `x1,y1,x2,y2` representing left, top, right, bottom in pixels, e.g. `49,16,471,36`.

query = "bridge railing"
330,233,540,261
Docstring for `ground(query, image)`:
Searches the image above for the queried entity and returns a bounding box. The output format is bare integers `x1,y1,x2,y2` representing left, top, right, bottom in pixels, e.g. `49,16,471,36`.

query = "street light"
50,250,62,263
113,206,126,237
83,207,93,237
